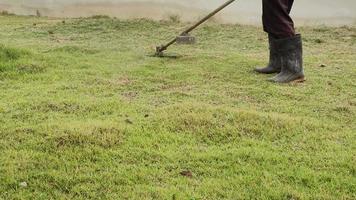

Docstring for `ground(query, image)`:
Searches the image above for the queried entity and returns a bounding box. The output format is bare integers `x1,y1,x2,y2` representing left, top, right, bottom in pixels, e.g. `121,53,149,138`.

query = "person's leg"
255,0,295,74
286,0,294,14
262,0,295,38
257,0,304,83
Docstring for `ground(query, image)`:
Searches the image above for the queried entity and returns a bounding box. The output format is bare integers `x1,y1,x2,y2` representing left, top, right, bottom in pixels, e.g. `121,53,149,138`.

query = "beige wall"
1,0,355,26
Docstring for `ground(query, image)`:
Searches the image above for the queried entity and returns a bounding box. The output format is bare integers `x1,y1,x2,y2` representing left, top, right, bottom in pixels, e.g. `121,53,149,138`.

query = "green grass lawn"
0,15,355,199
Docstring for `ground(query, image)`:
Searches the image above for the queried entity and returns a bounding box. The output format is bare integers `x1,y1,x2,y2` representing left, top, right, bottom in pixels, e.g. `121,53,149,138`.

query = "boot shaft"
275,34,303,73
273,34,302,56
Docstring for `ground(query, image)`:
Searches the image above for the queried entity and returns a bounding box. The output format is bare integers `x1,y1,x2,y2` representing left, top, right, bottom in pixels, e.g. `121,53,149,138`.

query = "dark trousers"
262,0,295,39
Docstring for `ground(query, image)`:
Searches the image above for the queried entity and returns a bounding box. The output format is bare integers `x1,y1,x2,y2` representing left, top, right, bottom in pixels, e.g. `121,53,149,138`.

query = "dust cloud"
0,0,355,26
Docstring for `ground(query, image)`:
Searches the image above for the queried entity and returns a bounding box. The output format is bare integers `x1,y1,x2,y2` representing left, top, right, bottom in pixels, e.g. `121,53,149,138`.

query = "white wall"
1,0,355,26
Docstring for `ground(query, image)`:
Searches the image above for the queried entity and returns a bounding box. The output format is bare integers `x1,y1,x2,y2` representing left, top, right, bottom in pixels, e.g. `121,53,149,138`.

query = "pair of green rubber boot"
255,34,305,83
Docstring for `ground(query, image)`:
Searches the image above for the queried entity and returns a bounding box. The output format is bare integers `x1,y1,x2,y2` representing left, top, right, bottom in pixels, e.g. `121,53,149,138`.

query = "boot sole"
291,76,306,83
268,75,306,83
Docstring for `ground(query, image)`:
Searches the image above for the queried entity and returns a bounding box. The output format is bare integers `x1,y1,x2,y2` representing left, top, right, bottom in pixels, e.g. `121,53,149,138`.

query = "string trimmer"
154,0,236,57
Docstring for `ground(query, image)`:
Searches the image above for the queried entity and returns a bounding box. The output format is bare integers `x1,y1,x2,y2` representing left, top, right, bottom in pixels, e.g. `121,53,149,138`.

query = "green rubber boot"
255,34,281,74
269,34,305,83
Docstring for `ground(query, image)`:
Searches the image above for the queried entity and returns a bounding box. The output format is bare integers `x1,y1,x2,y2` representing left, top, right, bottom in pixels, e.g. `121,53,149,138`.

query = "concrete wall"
1,0,355,26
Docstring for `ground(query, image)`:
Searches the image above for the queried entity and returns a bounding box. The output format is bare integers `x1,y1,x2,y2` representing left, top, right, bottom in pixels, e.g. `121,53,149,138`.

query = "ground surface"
0,15,355,199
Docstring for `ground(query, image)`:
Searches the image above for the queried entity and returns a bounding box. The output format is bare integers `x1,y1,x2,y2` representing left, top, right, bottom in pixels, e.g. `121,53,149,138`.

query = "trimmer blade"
148,54,180,59
148,45,180,58
147,50,180,59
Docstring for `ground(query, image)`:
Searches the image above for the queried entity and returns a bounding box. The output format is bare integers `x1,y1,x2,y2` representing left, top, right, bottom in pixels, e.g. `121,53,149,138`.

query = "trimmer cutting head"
154,34,196,57
152,46,179,58
155,46,165,57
